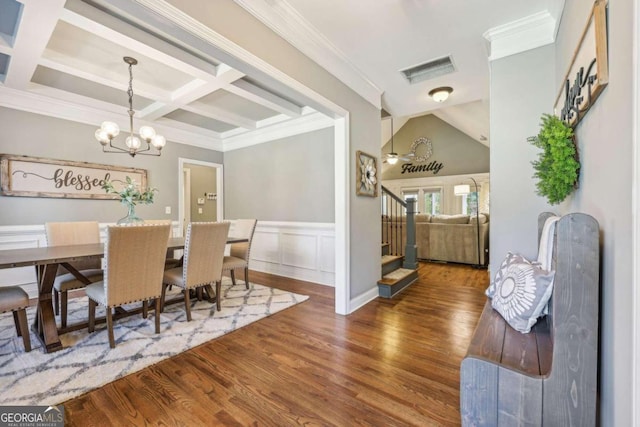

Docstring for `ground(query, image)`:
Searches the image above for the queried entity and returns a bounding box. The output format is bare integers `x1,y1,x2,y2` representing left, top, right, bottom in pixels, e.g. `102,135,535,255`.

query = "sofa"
382,213,489,265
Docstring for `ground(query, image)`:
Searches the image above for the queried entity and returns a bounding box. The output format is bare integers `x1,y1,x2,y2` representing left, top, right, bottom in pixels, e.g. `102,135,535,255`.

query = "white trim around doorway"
632,0,640,422
178,158,224,236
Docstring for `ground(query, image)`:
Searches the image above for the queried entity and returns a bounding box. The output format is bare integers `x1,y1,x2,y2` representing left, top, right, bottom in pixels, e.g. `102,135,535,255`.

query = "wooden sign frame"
0,154,147,199
554,0,608,127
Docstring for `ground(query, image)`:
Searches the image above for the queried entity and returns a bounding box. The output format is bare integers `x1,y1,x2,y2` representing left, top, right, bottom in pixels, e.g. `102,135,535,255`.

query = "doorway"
178,158,223,236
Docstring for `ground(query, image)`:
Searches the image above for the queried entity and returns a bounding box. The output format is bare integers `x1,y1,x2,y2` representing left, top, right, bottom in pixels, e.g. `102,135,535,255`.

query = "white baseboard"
348,286,379,313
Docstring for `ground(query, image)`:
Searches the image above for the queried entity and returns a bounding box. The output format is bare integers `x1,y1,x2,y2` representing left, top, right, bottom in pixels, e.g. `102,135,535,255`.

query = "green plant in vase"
102,176,157,224
530,114,580,205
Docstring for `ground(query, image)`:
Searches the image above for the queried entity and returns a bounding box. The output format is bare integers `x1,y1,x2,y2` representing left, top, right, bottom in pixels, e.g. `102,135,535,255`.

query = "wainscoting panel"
319,235,335,273
249,222,335,287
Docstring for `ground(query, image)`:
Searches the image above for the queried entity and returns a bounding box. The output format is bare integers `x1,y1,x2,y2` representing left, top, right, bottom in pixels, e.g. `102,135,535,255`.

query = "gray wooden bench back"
460,212,599,426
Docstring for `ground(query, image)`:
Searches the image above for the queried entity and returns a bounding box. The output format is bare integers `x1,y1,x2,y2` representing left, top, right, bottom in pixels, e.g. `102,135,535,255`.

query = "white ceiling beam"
28,83,129,115
59,5,217,81
139,67,246,123
228,79,302,117
38,56,172,102
183,102,256,130
4,0,66,89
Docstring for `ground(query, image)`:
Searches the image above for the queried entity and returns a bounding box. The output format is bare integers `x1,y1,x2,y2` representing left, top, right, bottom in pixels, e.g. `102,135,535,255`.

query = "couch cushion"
431,214,470,224
469,213,488,224
415,214,431,223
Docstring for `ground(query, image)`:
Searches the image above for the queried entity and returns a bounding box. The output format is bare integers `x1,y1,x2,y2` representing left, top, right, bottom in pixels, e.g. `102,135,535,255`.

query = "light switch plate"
165,206,171,214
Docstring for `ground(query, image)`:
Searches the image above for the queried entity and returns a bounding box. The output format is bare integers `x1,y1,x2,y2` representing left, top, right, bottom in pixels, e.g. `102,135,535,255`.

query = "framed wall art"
356,150,378,197
554,0,608,127
0,154,147,199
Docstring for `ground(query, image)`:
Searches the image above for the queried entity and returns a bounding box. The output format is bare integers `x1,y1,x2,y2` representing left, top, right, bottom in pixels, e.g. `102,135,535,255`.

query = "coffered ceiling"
0,0,331,152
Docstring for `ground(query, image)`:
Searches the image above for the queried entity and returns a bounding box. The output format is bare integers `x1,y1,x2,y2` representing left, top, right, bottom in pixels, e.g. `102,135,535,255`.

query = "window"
423,188,442,215
462,191,478,215
402,190,418,202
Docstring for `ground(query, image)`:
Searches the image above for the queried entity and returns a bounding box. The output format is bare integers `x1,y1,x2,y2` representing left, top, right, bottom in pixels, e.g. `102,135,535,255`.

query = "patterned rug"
0,279,308,405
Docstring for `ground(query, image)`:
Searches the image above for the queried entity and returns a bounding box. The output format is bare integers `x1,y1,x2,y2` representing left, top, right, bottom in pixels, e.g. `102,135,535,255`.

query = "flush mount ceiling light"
94,57,166,157
428,86,453,103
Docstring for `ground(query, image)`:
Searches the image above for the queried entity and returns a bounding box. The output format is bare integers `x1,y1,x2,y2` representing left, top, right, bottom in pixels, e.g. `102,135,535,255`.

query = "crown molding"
0,86,224,151
0,86,337,153
233,0,382,109
483,10,558,61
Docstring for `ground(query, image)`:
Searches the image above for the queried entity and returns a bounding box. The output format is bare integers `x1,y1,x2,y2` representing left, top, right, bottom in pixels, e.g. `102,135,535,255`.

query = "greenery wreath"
529,114,580,205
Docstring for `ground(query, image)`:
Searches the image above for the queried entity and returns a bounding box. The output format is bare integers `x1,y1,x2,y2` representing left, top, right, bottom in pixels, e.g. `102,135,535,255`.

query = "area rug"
0,279,308,405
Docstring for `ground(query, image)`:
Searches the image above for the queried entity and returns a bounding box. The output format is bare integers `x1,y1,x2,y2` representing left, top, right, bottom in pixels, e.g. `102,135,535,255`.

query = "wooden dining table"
0,236,246,353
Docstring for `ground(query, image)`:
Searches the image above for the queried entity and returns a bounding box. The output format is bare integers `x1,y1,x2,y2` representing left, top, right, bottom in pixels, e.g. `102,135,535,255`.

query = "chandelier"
94,57,166,157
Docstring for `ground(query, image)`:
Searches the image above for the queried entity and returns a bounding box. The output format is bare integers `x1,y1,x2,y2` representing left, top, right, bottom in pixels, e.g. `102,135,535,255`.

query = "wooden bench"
460,212,599,426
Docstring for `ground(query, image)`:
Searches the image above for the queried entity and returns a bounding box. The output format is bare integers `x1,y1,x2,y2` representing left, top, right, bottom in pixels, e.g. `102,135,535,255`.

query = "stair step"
378,268,418,298
381,255,404,275
381,255,403,266
379,268,416,285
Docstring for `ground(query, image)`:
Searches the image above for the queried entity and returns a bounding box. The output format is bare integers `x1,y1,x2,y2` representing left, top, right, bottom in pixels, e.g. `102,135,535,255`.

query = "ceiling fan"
383,118,413,164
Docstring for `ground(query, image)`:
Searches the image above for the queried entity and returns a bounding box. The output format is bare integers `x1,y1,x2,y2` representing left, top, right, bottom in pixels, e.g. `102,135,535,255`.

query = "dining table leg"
32,263,64,352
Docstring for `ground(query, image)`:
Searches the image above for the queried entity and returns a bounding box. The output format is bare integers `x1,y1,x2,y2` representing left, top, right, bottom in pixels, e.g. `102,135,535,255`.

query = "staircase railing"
381,185,417,269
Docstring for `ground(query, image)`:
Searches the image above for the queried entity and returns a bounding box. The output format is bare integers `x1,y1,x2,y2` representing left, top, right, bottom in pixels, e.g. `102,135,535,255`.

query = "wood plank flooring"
63,262,489,426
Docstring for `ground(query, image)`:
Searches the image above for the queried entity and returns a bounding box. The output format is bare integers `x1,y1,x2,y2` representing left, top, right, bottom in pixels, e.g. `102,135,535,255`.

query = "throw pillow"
489,252,555,333
486,252,519,298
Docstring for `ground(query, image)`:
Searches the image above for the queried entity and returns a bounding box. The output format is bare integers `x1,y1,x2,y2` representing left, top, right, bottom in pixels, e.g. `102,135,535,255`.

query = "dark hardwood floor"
64,262,489,426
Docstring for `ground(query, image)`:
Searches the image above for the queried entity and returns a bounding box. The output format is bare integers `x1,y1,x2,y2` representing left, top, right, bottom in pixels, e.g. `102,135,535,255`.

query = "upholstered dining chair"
161,222,230,320
145,220,181,269
0,286,31,352
222,219,257,289
86,223,170,348
45,221,103,328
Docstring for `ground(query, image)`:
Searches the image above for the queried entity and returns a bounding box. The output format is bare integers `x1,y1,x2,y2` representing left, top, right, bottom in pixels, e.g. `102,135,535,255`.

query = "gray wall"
554,1,633,424
186,163,217,222
491,0,634,423
168,0,382,301
489,45,556,263
0,107,223,225
382,114,489,180
224,128,334,222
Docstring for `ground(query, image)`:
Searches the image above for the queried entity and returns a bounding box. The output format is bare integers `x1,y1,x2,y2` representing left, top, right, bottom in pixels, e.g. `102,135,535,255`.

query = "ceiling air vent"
400,55,455,85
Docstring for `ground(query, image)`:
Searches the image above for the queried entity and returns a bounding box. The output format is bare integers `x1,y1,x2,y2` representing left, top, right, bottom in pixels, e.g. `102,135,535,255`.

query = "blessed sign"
0,155,147,199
